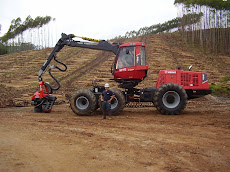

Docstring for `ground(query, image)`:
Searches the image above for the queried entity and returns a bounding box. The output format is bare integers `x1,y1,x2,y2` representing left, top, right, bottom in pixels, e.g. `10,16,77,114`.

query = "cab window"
136,46,146,65
116,47,135,69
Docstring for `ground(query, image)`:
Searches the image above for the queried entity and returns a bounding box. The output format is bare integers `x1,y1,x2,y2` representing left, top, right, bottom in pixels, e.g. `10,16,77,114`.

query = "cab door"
114,46,136,79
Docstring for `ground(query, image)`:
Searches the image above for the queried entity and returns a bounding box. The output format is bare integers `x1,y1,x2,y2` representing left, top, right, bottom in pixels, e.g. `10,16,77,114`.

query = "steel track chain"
125,102,154,108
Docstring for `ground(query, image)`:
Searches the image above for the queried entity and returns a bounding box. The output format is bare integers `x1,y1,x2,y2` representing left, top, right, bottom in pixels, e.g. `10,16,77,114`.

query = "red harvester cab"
113,42,148,87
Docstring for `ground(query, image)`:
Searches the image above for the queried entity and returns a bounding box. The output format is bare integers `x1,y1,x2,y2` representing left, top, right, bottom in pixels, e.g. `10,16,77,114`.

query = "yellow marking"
82,37,100,42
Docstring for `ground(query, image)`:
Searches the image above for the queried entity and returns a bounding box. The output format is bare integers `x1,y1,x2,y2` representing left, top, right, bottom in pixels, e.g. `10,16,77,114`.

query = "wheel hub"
76,96,89,110
110,97,118,110
162,91,180,108
166,95,175,104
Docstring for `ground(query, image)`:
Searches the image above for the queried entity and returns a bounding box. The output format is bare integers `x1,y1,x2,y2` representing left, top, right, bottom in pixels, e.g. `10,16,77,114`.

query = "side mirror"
126,49,129,54
111,61,115,74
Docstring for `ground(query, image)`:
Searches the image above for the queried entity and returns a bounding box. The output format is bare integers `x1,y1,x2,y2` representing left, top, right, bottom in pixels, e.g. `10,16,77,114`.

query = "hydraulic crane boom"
38,33,120,80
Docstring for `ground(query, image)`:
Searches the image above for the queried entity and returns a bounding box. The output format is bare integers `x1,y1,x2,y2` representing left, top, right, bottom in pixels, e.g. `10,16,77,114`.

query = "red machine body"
31,81,56,112
156,69,209,89
31,81,50,100
155,68,211,100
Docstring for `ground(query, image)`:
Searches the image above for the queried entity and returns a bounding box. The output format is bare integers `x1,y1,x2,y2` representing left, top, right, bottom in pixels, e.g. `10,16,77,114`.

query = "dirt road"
0,96,230,172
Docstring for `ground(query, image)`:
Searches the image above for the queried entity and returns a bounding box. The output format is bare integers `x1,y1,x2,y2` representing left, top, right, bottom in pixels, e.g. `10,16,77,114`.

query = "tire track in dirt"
56,47,84,62
60,51,112,90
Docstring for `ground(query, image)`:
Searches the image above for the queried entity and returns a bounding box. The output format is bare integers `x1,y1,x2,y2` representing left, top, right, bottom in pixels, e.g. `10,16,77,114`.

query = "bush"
0,45,7,55
210,85,230,98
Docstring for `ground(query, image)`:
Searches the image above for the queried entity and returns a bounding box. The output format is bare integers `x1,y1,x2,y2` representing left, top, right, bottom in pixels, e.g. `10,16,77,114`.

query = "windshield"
116,47,135,69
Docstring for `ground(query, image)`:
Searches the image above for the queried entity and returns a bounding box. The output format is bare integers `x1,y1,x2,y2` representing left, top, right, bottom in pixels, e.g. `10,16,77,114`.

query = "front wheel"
70,89,97,116
153,83,187,115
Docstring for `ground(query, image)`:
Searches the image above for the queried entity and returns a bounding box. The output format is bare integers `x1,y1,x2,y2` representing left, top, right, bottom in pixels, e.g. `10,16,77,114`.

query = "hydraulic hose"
47,55,67,91
48,68,61,91
54,55,67,72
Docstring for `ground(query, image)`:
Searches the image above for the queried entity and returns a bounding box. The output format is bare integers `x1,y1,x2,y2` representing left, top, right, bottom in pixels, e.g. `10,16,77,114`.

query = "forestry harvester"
31,33,211,115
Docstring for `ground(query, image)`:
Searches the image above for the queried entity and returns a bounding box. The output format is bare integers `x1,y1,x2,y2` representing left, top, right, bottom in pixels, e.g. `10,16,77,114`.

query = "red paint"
31,81,50,100
114,42,148,80
156,69,210,89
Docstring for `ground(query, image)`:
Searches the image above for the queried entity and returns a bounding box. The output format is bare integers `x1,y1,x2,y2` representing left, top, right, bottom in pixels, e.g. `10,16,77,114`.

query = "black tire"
88,88,99,111
70,89,97,116
98,88,125,115
153,83,187,115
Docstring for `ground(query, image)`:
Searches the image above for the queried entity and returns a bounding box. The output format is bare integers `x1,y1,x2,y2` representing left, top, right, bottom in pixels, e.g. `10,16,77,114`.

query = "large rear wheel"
70,89,97,116
98,88,125,115
154,83,187,115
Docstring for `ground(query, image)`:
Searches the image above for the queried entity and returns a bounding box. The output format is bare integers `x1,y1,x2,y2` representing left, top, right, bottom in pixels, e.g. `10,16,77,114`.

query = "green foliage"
0,43,7,55
174,0,230,10
210,76,230,97
0,41,41,55
180,12,203,26
210,84,230,97
114,13,202,39
119,17,180,38
221,75,229,83
6,42,39,54
0,15,53,43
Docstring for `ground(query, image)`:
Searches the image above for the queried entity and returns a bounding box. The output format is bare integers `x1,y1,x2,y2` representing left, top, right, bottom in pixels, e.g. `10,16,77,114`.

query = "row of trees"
175,0,230,10
0,24,7,55
114,17,179,39
113,13,203,39
0,15,55,54
114,0,229,55
175,0,230,54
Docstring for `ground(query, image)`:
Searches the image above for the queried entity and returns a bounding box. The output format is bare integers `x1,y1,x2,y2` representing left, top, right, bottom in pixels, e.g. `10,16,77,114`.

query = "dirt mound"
0,84,29,107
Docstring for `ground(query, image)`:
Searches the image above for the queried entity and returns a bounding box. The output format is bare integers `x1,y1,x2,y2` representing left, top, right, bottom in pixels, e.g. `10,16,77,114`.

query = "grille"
181,73,199,87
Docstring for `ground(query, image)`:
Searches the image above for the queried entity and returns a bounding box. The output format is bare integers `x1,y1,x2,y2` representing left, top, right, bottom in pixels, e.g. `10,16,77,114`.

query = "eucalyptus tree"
174,0,230,54
0,15,54,53
114,13,202,40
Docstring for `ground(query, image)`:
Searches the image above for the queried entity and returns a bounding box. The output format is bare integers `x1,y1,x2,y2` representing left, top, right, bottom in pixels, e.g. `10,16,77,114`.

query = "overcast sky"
0,0,178,40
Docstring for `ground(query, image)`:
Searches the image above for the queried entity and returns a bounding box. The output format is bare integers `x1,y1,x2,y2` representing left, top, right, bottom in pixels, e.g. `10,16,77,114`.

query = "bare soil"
0,33,230,171
0,96,230,172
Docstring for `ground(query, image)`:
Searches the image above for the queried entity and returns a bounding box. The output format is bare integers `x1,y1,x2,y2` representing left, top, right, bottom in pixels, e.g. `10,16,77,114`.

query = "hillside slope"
0,33,229,107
